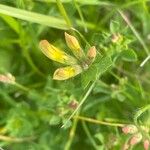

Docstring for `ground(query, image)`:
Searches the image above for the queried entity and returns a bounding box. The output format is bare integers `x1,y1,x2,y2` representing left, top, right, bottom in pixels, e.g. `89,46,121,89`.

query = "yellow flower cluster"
39,33,96,80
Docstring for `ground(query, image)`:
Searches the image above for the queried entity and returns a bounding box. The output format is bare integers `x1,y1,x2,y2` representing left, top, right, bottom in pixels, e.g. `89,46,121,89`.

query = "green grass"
0,0,150,150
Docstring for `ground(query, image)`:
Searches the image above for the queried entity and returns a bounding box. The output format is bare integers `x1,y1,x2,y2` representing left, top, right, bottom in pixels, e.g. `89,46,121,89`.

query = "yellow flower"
39,40,77,65
39,33,97,80
53,65,82,80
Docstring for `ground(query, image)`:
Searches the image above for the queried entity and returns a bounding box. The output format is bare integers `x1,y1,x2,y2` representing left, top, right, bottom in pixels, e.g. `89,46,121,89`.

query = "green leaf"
37,0,112,6
0,4,68,30
0,49,12,72
117,93,126,102
81,56,112,88
81,65,97,88
110,20,120,33
93,81,111,95
49,115,61,125
120,49,137,62
0,14,20,34
95,133,104,143
91,33,104,46
95,56,112,76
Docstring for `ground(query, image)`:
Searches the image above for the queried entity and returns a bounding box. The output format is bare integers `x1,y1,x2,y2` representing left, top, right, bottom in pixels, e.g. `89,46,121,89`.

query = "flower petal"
53,65,82,80
39,40,77,65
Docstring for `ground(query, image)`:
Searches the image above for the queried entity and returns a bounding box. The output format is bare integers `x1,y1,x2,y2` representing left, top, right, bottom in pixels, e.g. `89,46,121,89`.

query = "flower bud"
143,139,150,150
65,32,84,58
0,73,15,84
65,32,80,50
87,46,96,59
122,125,138,134
130,133,142,146
68,100,78,110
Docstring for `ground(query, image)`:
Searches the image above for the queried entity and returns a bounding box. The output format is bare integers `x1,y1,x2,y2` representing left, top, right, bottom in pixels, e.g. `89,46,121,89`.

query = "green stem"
73,0,87,32
82,121,98,150
140,55,150,67
75,116,125,127
118,10,149,55
56,0,72,28
134,104,150,125
23,50,45,78
14,82,29,92
64,111,79,150
0,135,36,143
61,81,96,128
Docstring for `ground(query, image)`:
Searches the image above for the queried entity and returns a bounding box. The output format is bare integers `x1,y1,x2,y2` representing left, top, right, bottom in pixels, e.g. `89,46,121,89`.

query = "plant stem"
0,135,36,142
23,50,45,78
64,111,79,150
56,0,72,28
118,10,149,55
14,82,29,92
140,55,150,67
134,104,150,125
82,121,98,150
75,116,125,127
73,0,87,32
61,81,96,128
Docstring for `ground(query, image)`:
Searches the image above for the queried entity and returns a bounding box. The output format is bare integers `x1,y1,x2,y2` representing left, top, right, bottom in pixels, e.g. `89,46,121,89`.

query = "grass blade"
0,4,68,30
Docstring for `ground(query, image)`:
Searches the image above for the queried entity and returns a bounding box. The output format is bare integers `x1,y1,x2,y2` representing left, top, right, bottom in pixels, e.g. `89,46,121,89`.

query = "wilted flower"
129,133,142,146
39,33,97,80
68,99,78,110
0,73,15,84
143,139,150,150
122,124,138,134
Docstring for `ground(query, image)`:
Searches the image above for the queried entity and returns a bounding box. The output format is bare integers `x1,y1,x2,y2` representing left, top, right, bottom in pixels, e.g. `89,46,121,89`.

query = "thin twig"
118,10,150,67
73,0,87,32
140,55,150,67
64,111,79,150
75,116,125,127
134,104,150,125
118,10,149,55
14,82,29,92
61,81,96,128
56,0,72,28
0,135,36,143
82,121,98,149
